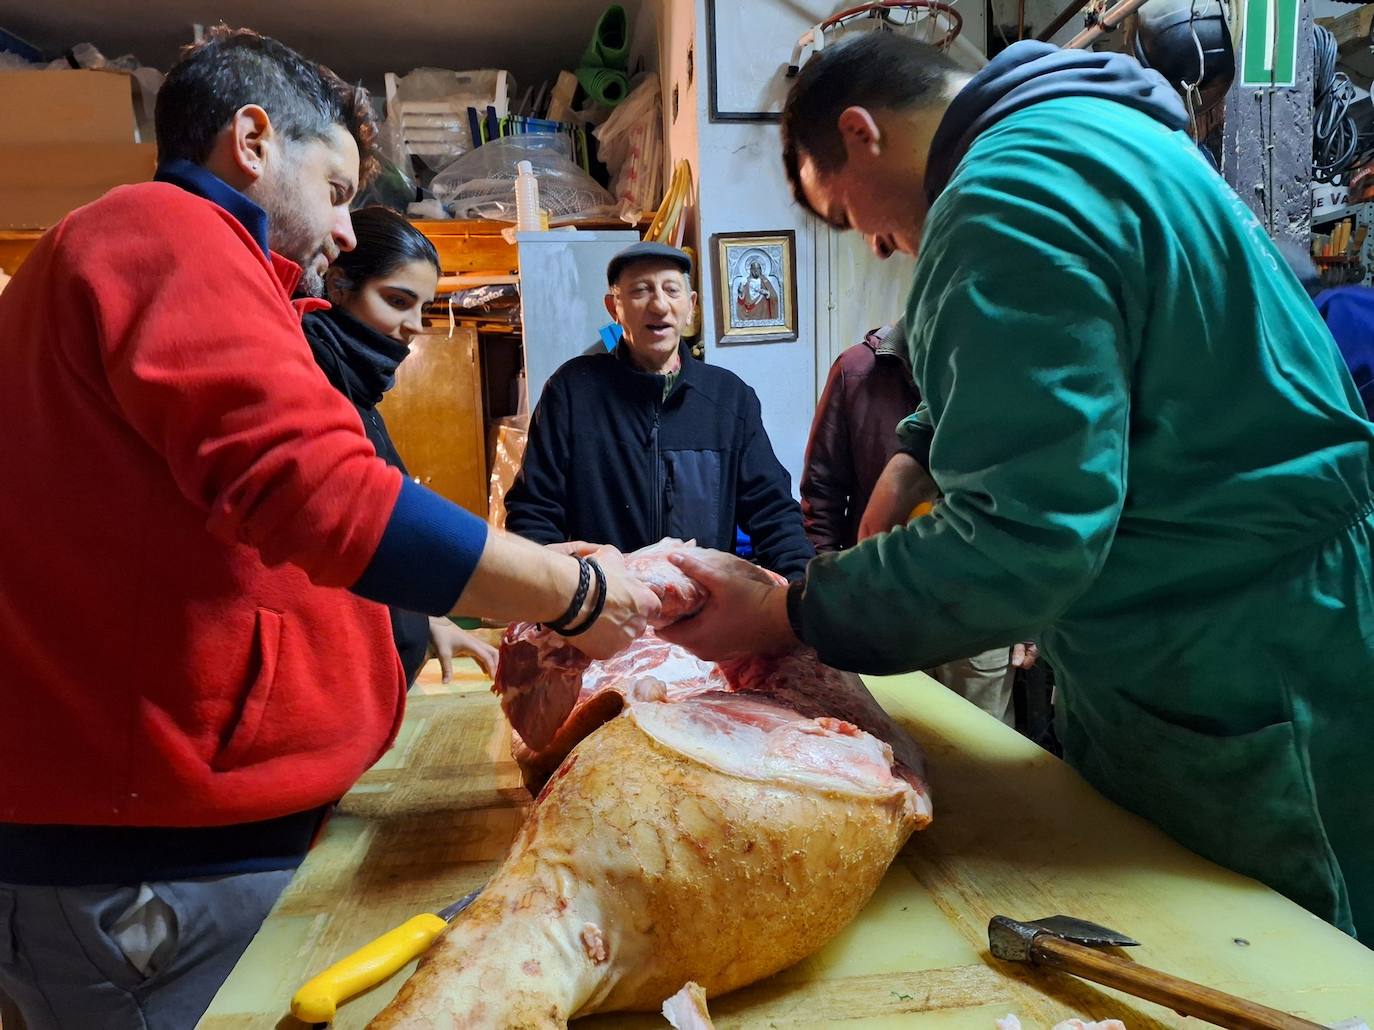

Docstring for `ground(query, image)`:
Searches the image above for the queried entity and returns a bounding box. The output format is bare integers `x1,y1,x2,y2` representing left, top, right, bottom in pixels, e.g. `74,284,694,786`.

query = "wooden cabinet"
378,324,489,518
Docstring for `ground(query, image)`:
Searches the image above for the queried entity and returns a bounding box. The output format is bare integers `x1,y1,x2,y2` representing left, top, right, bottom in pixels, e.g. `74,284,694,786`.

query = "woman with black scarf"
303,206,499,685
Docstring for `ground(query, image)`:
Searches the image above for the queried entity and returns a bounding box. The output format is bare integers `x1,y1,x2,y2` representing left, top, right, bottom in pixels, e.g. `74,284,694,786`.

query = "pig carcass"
372,692,922,1028
370,542,932,1029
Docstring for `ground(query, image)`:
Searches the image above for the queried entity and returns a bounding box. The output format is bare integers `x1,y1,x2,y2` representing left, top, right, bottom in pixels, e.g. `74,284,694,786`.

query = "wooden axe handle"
1030,935,1327,1030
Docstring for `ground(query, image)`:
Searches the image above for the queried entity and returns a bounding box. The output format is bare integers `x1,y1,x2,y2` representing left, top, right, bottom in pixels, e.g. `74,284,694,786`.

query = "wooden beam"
0,218,644,278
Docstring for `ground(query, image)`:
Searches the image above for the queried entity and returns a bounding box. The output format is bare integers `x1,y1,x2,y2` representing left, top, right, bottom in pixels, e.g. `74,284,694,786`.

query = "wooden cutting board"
200,666,1374,1029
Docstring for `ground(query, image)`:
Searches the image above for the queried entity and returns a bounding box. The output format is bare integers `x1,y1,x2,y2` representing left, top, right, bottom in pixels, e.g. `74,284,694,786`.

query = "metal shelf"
1313,202,1362,225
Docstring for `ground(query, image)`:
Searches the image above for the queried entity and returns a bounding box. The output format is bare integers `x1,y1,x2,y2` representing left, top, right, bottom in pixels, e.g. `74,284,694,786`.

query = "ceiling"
0,0,648,96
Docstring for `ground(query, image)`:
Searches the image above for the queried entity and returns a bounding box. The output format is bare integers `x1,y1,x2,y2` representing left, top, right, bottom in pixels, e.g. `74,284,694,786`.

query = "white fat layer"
628,697,912,801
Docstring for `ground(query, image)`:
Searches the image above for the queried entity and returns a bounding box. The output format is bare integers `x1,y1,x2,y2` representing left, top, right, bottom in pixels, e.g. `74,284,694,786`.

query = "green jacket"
796,98,1374,937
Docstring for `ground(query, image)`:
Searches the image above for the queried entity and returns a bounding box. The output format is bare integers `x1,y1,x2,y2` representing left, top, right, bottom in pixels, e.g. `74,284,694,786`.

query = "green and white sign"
1240,0,1300,87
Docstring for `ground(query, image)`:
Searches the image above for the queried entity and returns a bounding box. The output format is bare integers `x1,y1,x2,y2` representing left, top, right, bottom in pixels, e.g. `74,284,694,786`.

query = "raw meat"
369,694,923,1028
662,981,714,1029
494,539,707,751
498,540,929,798
998,1017,1129,1030
510,630,726,787
720,648,928,786
615,536,709,621
510,634,932,798
491,631,589,752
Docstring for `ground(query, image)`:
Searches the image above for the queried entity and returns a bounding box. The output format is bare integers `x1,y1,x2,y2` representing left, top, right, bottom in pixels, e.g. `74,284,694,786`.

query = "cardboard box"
0,69,138,145
0,142,157,229
1318,4,1374,50
1318,5,1374,85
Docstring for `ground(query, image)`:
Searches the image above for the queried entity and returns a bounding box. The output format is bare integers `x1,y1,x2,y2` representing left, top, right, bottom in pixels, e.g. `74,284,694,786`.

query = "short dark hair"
781,32,960,214
155,26,378,182
331,206,441,290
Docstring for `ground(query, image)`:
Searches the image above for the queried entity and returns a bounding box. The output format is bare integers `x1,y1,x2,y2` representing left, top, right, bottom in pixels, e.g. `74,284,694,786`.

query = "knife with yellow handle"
290,887,482,1023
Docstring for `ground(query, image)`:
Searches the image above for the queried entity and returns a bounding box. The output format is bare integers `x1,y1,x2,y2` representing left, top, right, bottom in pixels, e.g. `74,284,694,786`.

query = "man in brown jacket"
801,324,919,552
801,323,1034,724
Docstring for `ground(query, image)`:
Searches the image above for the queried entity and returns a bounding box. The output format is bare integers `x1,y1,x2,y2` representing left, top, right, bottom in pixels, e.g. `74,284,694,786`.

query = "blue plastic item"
597,323,624,352
734,527,754,560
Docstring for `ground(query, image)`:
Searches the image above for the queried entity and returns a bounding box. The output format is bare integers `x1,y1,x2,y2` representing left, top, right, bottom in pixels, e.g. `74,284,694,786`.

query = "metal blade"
1028,915,1139,948
436,886,484,922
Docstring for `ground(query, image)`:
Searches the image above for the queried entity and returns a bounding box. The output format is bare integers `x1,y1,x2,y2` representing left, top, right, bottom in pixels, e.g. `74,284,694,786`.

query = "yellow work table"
200,664,1374,1028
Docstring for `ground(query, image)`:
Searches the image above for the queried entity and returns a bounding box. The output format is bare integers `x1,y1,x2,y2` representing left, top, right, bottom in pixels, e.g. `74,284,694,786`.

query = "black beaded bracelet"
559,557,608,637
541,556,591,633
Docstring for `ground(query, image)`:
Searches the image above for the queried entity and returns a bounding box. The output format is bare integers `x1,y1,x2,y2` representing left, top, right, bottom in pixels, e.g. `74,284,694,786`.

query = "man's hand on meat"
656,549,797,661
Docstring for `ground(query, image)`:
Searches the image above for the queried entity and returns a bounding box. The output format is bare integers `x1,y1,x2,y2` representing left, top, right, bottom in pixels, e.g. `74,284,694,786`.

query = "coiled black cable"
1314,24,1366,183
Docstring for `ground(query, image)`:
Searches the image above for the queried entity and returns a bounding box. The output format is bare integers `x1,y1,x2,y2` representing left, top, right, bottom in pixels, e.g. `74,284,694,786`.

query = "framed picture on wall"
712,230,798,344
706,0,812,121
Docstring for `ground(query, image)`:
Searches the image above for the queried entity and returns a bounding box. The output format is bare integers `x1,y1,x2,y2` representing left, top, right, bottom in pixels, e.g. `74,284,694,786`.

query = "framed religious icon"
711,230,798,344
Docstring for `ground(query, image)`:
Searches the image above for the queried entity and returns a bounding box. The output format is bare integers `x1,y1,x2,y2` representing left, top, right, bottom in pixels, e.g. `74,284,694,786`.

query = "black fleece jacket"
506,342,814,580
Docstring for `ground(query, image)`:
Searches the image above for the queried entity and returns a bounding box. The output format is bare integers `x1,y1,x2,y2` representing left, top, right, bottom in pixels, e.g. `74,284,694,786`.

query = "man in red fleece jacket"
0,28,656,1030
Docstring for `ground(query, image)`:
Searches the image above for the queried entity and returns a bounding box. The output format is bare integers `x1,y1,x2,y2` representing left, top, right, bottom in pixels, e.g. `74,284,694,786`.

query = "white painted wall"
689,0,825,489
824,232,919,368
695,117,820,488
679,0,951,490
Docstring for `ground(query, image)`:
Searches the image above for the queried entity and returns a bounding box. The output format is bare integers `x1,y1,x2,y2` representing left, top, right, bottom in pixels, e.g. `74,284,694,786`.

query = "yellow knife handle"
290,913,447,1023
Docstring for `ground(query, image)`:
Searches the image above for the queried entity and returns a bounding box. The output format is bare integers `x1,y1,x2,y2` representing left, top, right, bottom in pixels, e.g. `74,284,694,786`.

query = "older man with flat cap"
506,241,814,579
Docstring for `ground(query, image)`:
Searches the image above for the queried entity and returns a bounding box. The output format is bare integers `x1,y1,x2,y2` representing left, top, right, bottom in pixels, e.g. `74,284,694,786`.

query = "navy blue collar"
154,159,270,257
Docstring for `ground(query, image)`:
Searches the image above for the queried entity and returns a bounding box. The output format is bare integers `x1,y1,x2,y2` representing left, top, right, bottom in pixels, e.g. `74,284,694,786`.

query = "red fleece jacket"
0,183,408,827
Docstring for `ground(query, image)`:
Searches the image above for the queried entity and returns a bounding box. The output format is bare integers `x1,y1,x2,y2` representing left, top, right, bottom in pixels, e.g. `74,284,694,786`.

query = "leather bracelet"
559,557,608,637
541,556,590,633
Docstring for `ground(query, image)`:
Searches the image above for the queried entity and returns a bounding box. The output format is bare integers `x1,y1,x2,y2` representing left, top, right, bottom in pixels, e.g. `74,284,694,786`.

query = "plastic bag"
353,121,418,212
487,415,531,529
430,135,616,221
386,67,512,179
593,73,662,211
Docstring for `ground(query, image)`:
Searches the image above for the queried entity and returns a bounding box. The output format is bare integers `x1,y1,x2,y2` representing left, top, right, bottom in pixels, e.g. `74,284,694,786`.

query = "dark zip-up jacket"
506,342,814,580
301,306,431,685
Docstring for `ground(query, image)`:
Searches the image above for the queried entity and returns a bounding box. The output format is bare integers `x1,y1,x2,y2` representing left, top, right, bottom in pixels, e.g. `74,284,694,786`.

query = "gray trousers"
926,646,1018,726
0,870,292,1030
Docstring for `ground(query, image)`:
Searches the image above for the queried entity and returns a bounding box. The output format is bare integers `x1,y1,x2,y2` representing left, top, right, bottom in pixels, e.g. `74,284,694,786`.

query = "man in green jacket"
661,34,1374,940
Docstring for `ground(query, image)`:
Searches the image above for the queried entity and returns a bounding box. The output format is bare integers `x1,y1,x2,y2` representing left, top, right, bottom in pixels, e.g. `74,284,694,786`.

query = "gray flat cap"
606,241,693,285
